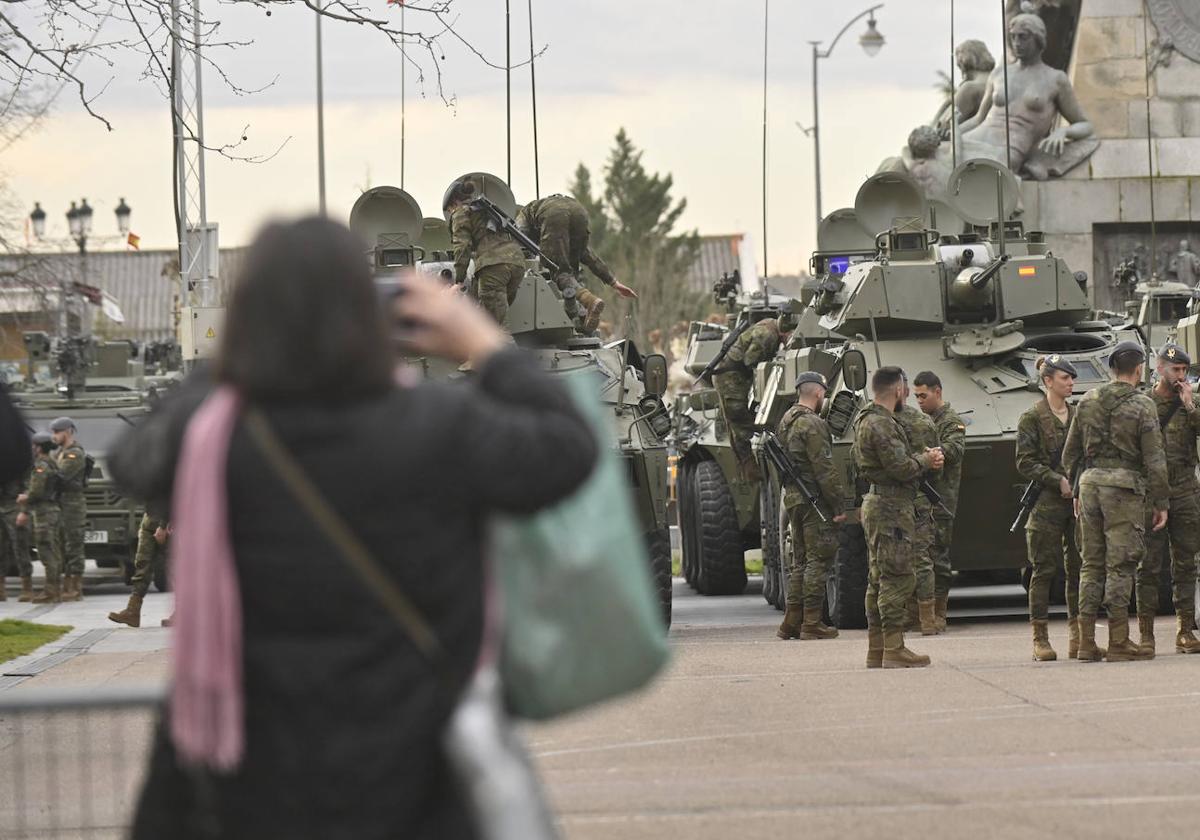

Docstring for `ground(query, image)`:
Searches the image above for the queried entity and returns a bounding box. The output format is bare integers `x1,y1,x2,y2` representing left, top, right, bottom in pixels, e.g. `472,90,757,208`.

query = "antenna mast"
761,0,769,280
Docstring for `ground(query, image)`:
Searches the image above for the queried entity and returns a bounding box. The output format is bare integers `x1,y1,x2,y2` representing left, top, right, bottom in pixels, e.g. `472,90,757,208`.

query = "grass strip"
0,619,73,665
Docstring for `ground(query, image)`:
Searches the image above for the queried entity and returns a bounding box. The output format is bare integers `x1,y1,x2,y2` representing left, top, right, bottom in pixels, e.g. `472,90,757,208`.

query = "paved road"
529,579,1200,840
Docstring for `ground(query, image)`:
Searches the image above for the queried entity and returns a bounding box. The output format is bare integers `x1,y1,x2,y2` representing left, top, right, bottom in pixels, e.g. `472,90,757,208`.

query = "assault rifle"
759,431,829,523
920,478,954,518
467,195,560,274
694,318,752,385
1010,438,1068,533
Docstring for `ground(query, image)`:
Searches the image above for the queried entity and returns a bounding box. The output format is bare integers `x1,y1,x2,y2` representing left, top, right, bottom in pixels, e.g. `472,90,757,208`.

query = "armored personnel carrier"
350,176,674,624
9,334,181,589
752,159,1149,627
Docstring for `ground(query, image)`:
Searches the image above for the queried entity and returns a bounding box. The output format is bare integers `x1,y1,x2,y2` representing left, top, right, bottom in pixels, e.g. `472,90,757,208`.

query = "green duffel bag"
493,371,669,720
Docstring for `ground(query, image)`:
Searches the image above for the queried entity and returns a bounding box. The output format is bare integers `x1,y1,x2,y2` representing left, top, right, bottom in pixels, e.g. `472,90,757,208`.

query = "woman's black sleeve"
446,348,598,514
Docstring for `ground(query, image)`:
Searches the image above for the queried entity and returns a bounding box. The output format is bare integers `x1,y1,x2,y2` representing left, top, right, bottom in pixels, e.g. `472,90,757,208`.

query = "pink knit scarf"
168,385,244,771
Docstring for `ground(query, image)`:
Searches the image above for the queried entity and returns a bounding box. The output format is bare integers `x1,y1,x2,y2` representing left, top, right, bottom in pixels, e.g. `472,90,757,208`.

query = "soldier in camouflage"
775,371,847,641
446,180,528,326
914,371,965,633
1063,341,1169,662
108,511,170,628
515,194,638,333
1142,343,1200,655
895,377,939,636
854,366,944,669
17,433,63,604
50,416,87,602
1015,355,1080,661
712,316,789,482
0,465,33,602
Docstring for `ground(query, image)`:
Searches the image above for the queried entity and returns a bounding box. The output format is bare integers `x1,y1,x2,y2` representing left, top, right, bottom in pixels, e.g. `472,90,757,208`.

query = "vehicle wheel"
677,461,699,590
646,528,672,628
759,469,781,608
827,523,868,629
690,460,747,596
153,553,170,593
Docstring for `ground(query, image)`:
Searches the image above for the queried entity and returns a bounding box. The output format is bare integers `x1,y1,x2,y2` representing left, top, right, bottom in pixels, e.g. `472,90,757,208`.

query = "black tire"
828,523,869,629
759,470,781,608
690,460,747,596
646,528,672,627
677,461,699,590
773,489,790,611
153,552,170,593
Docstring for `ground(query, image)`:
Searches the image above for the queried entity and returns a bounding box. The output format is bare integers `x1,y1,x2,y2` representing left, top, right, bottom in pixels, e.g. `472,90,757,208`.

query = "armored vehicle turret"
351,176,673,624
752,160,1149,627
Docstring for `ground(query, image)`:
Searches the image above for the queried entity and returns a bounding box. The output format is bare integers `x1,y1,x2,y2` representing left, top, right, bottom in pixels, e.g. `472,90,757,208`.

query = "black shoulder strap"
1160,398,1184,431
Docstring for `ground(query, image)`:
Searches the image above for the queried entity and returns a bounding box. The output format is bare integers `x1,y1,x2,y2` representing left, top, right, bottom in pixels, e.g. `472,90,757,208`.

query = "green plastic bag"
494,372,669,720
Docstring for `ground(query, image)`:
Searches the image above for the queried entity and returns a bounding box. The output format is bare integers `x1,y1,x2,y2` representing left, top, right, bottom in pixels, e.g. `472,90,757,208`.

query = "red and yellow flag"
127,232,141,250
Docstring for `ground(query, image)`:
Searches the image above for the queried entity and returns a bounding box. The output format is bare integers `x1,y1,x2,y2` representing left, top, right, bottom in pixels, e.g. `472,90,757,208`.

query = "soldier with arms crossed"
1063,341,1169,662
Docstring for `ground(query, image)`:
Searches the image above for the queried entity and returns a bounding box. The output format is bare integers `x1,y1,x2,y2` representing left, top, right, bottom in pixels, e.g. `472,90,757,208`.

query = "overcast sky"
5,0,1005,276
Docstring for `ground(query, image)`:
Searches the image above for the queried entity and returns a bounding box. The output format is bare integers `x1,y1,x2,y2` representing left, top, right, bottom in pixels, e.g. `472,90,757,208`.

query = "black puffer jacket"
111,349,597,840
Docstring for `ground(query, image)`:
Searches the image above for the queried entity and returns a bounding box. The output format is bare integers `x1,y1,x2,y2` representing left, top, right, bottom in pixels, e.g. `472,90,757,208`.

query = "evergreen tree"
569,130,704,358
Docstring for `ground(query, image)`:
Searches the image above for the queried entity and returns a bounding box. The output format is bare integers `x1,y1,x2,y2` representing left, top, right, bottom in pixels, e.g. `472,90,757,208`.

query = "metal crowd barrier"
0,684,164,839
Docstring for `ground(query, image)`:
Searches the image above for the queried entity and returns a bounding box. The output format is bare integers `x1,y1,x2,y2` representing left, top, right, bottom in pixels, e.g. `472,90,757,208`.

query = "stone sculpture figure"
958,7,1098,180
1168,240,1200,287
933,40,997,133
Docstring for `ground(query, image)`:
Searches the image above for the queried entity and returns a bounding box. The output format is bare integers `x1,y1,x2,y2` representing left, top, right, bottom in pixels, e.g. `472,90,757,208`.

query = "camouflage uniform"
515,195,615,287
927,403,966,601
55,442,88,578
1063,381,1169,624
130,513,168,599
1142,388,1200,622
777,403,844,612
1016,399,1081,622
853,403,926,634
712,319,782,475
25,453,63,593
0,473,32,582
450,204,527,325
895,405,938,601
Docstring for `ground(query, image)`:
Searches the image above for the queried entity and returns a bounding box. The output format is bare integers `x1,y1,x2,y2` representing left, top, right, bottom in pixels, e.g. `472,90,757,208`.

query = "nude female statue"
958,9,1097,180
933,40,996,133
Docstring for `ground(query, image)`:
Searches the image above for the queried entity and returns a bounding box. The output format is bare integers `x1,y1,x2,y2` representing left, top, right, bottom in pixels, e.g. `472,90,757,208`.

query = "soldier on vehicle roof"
445,180,527,327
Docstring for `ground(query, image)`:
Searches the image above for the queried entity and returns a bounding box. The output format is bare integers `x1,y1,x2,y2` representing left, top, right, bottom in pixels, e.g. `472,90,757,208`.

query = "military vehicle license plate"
84,531,108,544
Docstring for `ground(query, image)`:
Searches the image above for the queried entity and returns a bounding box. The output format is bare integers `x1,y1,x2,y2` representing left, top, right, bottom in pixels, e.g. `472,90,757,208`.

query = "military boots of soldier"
800,607,839,640
1076,615,1107,661
60,574,84,602
575,288,606,334
108,593,144,628
882,630,931,668
776,606,803,640
1105,616,1154,662
1137,615,1157,658
31,581,61,604
17,576,33,602
1067,618,1081,659
934,593,949,633
1031,620,1057,661
1175,612,1200,654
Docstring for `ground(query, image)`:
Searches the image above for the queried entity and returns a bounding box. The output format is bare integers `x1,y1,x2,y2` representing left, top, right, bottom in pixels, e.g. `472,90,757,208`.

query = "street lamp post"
29,198,133,339
809,5,885,230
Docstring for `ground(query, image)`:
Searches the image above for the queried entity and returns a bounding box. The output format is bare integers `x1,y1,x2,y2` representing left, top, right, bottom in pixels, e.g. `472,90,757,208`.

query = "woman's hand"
393,272,508,365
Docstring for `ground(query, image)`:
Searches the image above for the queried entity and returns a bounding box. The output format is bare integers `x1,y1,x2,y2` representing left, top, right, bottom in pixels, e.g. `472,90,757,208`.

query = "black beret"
1159,343,1192,366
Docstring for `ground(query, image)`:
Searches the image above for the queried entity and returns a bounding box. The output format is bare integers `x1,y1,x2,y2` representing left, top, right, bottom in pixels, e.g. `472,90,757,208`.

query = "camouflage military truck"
351,177,674,624
752,161,1153,627
1123,277,1197,350
671,289,791,598
9,335,180,590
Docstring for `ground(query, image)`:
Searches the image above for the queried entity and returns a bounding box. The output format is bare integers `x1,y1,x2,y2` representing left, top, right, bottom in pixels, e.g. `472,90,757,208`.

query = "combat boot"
1031,620,1057,662
17,576,34,603
1175,612,1200,654
934,593,949,633
918,600,938,636
161,614,174,628
31,581,60,604
107,593,144,628
882,630,931,669
60,575,82,603
799,607,839,640
776,606,803,640
1076,614,1103,662
1067,618,1080,659
1137,615,1156,658
1106,616,1153,662
0,576,6,601
576,288,606,334
866,625,884,669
